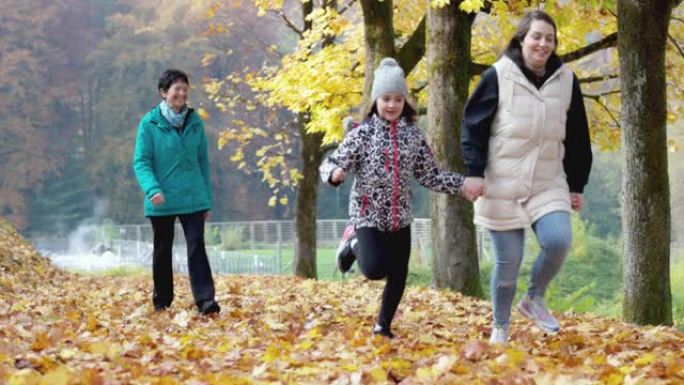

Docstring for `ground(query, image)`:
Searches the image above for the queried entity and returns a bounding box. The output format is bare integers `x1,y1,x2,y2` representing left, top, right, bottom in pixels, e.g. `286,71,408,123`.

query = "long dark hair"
365,99,418,123
502,11,560,63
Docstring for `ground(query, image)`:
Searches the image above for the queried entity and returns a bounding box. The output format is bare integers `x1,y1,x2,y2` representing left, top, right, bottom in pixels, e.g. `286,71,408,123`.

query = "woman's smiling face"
521,19,556,71
160,80,189,112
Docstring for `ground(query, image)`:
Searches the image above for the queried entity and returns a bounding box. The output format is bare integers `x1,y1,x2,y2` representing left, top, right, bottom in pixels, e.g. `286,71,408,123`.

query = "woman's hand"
462,177,485,202
331,168,347,184
150,193,165,206
570,193,584,211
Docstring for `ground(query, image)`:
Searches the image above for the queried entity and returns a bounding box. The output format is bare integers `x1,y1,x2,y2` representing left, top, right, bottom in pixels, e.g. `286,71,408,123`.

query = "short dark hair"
366,99,418,122
158,69,189,95
503,11,559,60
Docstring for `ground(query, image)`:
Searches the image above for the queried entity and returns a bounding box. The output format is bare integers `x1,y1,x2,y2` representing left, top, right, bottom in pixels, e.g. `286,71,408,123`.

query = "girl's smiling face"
376,94,405,122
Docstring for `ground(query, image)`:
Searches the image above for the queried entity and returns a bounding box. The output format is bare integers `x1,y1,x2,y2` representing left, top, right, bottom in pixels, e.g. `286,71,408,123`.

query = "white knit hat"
371,57,408,102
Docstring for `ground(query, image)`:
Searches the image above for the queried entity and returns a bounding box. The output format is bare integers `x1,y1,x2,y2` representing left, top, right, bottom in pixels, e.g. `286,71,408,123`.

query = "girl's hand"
462,177,485,202
331,168,347,184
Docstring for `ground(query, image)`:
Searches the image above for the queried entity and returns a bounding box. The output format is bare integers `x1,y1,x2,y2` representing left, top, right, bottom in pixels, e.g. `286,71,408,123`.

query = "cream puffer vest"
474,56,574,231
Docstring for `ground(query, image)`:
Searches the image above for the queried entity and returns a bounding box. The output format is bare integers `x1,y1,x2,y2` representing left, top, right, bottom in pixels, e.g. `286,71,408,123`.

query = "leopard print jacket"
320,114,465,232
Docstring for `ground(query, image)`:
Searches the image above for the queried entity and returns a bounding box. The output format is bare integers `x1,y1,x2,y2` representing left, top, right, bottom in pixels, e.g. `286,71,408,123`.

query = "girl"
320,58,466,338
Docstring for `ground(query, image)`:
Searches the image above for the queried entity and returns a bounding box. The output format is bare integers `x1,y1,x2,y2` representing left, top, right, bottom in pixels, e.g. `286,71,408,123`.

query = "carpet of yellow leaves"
1,219,684,384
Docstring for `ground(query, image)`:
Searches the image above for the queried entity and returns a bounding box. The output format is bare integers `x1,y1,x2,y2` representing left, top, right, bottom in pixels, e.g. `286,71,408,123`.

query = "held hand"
150,192,165,206
461,177,485,202
570,193,584,211
331,168,347,184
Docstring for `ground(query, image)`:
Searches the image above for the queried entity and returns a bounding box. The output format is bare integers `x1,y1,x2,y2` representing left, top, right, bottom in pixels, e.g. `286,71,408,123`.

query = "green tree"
581,152,622,238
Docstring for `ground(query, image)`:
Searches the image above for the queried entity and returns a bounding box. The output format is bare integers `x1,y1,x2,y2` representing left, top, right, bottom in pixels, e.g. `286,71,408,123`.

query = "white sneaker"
489,324,509,345
517,295,560,333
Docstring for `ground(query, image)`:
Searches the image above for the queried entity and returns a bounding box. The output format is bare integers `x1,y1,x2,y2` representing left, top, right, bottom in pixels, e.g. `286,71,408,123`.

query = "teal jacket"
133,105,212,216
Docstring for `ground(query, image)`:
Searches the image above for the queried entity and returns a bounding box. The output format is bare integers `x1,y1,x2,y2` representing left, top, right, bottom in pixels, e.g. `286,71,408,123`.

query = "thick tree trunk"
294,113,325,278
426,3,481,296
618,0,674,325
359,0,395,111
292,2,324,279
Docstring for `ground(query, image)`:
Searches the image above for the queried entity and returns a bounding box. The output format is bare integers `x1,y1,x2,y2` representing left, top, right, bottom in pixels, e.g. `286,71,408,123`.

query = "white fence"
32,219,494,275
38,219,684,276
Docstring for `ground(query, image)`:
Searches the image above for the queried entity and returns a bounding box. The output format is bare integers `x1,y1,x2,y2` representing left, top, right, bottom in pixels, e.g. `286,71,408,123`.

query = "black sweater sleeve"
461,67,498,177
563,75,593,193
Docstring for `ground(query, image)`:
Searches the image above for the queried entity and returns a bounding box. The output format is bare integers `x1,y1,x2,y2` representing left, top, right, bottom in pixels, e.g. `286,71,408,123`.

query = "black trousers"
149,210,216,308
353,226,411,330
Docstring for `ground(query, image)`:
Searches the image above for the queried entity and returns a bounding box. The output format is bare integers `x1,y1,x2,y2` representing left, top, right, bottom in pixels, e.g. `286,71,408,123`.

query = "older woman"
461,11,592,344
133,69,220,315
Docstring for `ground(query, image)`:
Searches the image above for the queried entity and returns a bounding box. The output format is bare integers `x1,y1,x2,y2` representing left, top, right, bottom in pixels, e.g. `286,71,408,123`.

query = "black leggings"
353,226,411,330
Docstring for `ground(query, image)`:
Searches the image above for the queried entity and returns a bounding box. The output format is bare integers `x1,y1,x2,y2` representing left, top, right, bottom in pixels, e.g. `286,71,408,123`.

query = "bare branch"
410,82,428,95
229,16,285,60
471,62,490,76
668,33,684,59
277,10,304,38
321,144,337,153
583,94,621,129
338,0,358,15
560,32,617,63
476,0,515,14
584,89,621,98
672,17,684,23
397,15,426,75
579,74,619,84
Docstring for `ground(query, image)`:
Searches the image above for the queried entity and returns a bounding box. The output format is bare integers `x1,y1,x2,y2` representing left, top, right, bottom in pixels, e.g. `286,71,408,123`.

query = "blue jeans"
489,211,572,326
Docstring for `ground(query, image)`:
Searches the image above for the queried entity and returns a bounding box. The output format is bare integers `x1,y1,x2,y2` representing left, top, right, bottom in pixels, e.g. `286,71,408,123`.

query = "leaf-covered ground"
2,220,684,385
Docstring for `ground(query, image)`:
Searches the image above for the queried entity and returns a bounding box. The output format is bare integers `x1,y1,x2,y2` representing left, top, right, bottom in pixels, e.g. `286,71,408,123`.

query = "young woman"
320,58,466,338
133,69,220,315
461,11,593,344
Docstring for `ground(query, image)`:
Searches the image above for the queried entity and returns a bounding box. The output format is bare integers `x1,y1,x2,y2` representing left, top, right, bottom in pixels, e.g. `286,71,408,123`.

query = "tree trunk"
359,0,395,111
619,0,675,325
294,113,325,278
292,1,324,279
426,3,482,296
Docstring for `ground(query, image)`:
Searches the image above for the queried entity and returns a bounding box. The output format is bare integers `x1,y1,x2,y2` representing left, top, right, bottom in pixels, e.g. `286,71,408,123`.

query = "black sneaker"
372,324,394,339
154,305,170,312
336,225,356,273
199,301,220,315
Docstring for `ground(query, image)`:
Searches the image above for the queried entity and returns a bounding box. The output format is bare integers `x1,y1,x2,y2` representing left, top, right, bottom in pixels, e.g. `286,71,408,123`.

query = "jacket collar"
370,114,406,130
499,55,565,100
150,105,196,132
504,49,563,88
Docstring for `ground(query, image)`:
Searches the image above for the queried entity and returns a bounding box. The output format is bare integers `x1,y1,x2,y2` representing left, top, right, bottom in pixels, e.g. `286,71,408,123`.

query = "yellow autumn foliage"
205,0,684,205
